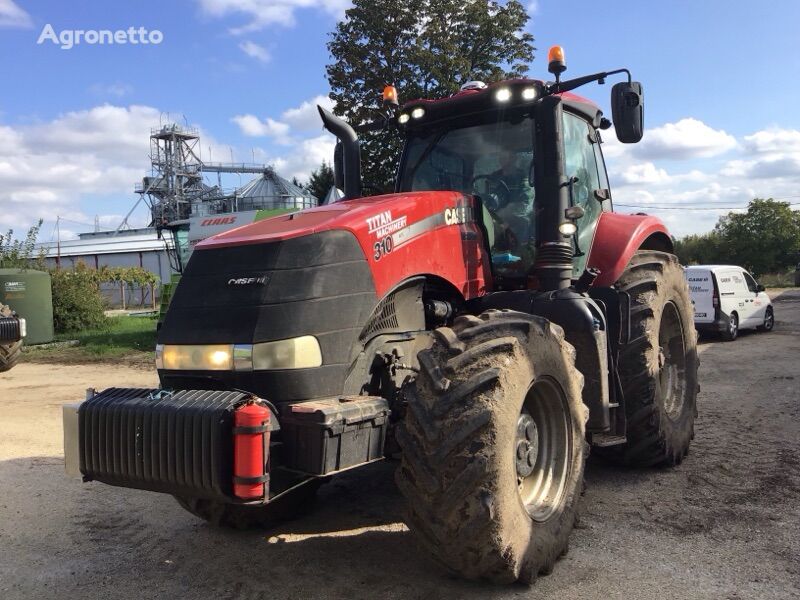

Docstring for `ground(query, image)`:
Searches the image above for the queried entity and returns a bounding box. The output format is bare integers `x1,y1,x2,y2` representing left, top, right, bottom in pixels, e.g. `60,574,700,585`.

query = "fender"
587,212,673,287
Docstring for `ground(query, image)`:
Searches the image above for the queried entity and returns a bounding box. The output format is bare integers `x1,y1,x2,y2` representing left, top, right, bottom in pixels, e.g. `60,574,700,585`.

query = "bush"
50,264,108,333
760,270,798,288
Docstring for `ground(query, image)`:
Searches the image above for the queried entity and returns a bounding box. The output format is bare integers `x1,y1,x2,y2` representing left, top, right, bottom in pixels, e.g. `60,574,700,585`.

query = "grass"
24,314,158,368
760,270,798,288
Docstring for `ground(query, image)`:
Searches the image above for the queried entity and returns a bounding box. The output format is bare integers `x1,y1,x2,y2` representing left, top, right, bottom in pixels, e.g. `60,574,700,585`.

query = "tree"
305,161,336,203
327,0,535,192
0,220,44,269
674,231,725,266
714,199,800,276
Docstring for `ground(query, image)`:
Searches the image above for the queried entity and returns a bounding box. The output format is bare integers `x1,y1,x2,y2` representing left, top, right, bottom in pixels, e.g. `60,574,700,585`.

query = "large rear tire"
396,310,587,583
600,250,698,467
175,480,320,530
0,340,22,373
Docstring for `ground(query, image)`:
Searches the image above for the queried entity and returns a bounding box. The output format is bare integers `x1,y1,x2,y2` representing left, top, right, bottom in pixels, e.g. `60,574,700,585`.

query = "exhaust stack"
317,106,361,200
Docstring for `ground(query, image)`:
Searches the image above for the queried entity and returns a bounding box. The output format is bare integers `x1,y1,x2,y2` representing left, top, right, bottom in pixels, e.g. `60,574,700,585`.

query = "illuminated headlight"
18,318,26,338
494,88,512,102
156,336,322,371
411,107,425,119
156,343,233,371
522,87,537,100
398,113,410,124
559,222,578,236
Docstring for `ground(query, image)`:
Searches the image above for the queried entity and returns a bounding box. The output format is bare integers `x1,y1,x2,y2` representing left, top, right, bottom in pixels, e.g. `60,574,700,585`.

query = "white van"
684,265,774,341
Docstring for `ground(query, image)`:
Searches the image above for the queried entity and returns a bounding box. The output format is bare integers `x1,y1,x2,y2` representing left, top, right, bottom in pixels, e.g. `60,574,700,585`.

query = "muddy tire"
599,250,698,467
175,481,320,530
396,310,588,584
0,340,22,373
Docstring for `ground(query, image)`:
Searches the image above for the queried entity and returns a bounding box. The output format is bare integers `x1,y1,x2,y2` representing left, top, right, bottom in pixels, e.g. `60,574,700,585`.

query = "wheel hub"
516,413,539,478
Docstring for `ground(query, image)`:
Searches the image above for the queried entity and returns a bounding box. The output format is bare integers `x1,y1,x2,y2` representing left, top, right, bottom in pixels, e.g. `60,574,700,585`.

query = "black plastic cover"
78,388,251,501
0,316,21,343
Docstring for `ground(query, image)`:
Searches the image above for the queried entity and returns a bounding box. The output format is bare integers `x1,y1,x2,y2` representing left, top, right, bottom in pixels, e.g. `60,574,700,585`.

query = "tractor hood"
197,190,464,251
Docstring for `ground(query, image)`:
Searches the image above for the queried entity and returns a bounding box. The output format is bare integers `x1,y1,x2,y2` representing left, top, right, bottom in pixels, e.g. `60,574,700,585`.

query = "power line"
616,202,800,211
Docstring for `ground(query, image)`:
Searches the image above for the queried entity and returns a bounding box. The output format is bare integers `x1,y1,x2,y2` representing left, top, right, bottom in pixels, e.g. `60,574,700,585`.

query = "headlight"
521,87,537,100
559,222,578,236
397,113,410,124
252,335,322,370
157,343,233,371
18,318,26,338
156,336,322,371
411,107,425,119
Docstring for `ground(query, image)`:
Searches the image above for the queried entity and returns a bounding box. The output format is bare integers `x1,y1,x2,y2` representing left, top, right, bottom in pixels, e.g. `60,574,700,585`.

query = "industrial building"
37,123,317,306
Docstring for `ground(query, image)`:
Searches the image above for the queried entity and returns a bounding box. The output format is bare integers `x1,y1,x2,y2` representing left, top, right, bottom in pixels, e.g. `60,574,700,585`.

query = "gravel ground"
0,290,798,599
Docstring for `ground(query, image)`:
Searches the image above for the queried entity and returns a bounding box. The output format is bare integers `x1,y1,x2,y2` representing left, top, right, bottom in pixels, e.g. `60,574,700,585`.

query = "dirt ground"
1,291,798,600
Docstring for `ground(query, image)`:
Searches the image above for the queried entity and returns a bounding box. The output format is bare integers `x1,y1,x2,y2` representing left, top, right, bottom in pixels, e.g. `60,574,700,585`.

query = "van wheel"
758,307,774,332
721,312,738,341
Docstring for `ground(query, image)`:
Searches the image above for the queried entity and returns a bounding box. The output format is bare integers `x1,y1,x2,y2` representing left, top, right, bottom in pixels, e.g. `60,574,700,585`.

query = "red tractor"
64,48,698,584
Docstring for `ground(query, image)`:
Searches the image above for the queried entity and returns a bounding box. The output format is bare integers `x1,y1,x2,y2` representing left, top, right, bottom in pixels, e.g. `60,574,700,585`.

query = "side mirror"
757,284,766,292
611,81,644,143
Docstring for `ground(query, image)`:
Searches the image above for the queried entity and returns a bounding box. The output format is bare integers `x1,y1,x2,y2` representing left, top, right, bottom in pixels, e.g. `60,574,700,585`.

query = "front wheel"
396,310,588,583
758,307,774,332
0,340,22,373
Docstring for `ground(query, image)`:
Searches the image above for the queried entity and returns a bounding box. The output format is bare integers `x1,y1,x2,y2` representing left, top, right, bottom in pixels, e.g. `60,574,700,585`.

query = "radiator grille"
79,388,250,500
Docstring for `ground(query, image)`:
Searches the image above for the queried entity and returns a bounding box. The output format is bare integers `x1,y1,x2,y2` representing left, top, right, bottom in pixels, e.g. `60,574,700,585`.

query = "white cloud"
231,114,291,143
0,105,160,236
742,127,800,154
604,119,799,236
238,40,270,63
0,0,32,28
618,162,669,185
231,94,334,143
258,133,336,182
196,0,350,33
636,118,737,160
89,82,134,98
282,95,334,131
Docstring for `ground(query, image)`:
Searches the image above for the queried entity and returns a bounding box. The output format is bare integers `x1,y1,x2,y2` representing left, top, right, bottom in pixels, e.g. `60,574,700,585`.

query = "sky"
0,0,799,242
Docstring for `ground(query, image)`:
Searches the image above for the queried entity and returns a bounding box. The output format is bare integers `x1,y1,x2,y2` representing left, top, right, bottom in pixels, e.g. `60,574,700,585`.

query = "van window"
743,272,758,293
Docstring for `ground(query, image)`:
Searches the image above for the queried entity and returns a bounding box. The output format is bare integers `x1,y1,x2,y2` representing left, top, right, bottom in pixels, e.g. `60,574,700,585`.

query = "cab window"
562,112,602,274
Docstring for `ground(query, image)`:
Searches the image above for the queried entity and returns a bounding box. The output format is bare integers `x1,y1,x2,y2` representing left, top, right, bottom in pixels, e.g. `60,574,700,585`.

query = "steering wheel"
472,174,511,211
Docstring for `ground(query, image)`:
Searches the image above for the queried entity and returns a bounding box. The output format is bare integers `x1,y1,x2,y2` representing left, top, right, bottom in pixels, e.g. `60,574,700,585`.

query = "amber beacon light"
382,84,399,106
548,45,567,77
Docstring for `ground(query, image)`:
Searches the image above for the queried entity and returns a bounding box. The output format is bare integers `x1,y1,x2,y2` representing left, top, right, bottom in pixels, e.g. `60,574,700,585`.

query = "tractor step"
591,433,627,447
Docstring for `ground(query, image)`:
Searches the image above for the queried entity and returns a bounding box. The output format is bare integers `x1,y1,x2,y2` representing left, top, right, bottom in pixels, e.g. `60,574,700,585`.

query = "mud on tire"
0,340,22,373
600,250,698,467
175,480,320,530
396,310,588,584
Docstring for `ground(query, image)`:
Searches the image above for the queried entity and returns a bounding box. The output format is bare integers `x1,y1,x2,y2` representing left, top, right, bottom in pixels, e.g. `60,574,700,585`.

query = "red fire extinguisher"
233,401,270,500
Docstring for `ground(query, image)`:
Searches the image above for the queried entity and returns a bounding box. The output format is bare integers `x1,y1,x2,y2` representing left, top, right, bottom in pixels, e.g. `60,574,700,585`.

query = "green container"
0,269,54,344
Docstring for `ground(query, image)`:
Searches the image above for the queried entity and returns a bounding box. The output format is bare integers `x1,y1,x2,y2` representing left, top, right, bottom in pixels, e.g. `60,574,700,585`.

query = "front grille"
0,316,20,343
79,388,250,501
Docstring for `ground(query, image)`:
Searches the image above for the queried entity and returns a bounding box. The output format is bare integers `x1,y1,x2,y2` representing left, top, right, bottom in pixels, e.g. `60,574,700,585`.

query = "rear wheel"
175,480,320,530
396,310,587,583
721,312,738,341
0,340,22,373
758,307,774,332
600,251,698,467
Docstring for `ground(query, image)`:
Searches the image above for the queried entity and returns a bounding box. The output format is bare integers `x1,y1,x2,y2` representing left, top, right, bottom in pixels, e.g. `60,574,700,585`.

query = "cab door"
742,270,767,325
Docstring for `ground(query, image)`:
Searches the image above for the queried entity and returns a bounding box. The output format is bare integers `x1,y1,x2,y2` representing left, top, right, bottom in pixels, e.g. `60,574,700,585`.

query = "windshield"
398,116,536,277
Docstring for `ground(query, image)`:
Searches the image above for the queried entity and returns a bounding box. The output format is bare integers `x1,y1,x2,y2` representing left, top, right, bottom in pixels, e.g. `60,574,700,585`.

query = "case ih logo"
201,217,237,226
366,210,407,238
227,275,269,286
